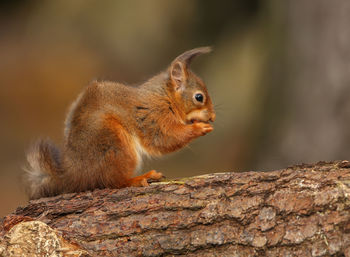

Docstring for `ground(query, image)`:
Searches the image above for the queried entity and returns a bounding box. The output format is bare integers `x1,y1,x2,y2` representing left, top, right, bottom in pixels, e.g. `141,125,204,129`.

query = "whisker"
213,103,228,112
214,103,223,108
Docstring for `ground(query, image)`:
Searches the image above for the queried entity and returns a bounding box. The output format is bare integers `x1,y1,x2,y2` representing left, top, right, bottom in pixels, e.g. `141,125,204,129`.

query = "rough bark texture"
2,161,350,256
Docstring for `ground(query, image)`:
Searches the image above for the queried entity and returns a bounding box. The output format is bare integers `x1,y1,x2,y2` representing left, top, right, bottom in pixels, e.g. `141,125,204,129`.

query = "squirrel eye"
194,93,204,103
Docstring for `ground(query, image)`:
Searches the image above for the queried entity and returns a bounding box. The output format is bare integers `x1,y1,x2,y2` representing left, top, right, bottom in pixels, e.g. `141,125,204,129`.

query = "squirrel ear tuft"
169,47,212,90
173,46,212,66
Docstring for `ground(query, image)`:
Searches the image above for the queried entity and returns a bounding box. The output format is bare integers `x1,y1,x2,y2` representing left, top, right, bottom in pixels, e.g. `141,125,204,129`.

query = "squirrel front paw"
191,122,213,136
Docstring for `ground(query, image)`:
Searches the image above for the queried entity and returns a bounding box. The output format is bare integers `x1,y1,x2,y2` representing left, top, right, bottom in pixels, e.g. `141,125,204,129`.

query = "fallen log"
1,161,350,256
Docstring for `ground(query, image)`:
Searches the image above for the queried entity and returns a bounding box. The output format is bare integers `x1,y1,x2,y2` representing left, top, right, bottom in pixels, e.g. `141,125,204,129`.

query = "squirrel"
24,47,215,199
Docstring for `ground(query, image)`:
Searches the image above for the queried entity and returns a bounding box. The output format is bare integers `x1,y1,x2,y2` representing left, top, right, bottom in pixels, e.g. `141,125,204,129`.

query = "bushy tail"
24,139,63,199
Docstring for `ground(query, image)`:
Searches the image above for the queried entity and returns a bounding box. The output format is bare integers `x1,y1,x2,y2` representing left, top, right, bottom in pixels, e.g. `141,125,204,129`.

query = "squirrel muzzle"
186,109,216,124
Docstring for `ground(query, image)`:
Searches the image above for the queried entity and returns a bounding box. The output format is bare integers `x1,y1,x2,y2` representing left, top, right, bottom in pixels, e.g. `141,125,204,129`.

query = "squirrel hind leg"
103,115,163,188
127,170,163,187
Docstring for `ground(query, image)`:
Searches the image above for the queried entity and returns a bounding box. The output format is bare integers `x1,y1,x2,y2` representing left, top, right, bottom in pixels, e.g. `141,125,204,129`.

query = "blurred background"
1,0,350,216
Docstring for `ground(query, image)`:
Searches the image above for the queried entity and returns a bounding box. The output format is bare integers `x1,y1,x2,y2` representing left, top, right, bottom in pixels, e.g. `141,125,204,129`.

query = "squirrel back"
24,47,215,199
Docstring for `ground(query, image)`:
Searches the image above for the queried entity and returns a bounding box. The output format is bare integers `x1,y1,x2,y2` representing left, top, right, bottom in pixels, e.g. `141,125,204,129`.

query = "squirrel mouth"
186,109,215,124
186,109,213,124
189,118,210,124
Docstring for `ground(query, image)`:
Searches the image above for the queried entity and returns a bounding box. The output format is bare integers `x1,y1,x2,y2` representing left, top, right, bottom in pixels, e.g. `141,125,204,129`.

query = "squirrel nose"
209,112,216,122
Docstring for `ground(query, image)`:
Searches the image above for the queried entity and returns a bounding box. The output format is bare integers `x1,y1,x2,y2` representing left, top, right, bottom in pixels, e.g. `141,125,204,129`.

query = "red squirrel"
24,47,215,199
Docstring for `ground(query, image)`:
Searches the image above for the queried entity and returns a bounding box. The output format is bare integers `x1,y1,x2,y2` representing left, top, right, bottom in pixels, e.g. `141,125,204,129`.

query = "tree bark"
1,161,350,256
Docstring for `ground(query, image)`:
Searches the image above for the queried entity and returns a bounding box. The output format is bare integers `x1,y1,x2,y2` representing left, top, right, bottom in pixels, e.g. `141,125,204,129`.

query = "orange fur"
103,114,138,187
24,47,215,199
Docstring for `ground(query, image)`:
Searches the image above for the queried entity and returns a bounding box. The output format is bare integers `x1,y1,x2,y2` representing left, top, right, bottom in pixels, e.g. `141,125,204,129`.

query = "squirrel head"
168,47,215,124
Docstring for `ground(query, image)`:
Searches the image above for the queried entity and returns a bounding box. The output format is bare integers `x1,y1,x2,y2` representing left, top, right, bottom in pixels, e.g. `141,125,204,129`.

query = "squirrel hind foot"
128,170,163,187
145,170,163,180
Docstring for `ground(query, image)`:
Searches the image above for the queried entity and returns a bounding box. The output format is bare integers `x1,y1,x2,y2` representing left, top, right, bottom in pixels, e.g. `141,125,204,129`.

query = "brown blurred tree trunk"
256,0,350,169
1,161,350,256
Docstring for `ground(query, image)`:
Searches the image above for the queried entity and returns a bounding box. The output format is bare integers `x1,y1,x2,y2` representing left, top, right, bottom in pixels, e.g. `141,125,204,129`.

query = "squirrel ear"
170,61,186,90
169,46,212,90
